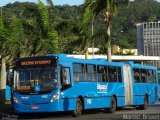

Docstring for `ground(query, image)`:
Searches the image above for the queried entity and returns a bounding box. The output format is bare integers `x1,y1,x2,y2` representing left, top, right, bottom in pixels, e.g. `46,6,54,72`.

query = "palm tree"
0,9,6,95
22,0,58,56
0,16,25,64
82,0,129,61
36,0,59,55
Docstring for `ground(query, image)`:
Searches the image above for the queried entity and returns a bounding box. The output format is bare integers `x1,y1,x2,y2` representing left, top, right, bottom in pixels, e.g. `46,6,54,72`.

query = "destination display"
16,56,57,68
21,60,51,66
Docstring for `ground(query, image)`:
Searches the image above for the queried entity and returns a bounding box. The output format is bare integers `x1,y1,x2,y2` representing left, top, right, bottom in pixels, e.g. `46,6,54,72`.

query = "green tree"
21,0,58,56
36,0,58,55
82,0,129,61
2,16,25,63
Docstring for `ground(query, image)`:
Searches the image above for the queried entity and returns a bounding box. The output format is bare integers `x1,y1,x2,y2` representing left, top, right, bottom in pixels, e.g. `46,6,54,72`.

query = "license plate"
31,105,39,110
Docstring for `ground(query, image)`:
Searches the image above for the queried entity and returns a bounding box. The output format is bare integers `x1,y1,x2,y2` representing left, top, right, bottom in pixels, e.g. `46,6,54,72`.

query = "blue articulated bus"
11,54,158,116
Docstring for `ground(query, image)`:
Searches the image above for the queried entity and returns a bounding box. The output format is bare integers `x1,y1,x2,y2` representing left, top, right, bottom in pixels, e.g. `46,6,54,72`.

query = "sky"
0,0,85,7
0,0,160,7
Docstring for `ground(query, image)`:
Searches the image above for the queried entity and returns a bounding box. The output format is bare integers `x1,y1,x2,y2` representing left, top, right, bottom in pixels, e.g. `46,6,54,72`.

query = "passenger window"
158,73,160,84
73,63,85,82
147,70,155,83
140,69,147,83
108,66,117,82
86,64,97,82
117,67,122,82
97,65,107,82
153,71,156,83
133,69,141,83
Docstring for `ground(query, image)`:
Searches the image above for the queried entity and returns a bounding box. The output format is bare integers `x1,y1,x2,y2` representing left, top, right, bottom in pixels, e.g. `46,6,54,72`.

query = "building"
137,22,160,68
112,45,137,55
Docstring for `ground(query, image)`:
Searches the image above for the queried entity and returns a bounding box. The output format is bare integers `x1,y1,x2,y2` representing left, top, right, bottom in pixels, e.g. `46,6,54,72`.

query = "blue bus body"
5,71,13,101
128,62,158,106
12,54,158,115
158,71,160,100
5,85,11,100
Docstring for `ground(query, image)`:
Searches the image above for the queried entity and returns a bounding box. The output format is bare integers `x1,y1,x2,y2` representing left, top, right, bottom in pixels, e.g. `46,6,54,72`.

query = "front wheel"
72,98,83,117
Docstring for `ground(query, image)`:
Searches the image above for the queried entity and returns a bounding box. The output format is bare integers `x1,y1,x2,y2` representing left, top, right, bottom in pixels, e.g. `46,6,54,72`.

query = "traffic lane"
17,106,160,120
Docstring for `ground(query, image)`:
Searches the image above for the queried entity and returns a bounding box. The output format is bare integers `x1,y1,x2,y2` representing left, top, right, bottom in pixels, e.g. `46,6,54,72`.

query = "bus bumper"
13,101,60,113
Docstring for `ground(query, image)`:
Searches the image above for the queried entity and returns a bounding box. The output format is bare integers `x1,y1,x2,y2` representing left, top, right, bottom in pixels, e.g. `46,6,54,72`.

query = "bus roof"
47,54,124,67
127,61,157,70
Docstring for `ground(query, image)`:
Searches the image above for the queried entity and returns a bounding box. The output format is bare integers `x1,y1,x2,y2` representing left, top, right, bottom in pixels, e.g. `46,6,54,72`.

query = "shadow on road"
1,103,160,119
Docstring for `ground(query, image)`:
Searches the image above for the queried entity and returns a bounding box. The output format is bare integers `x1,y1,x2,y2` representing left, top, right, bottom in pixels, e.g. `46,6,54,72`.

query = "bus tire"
72,98,83,117
137,96,148,110
107,96,117,113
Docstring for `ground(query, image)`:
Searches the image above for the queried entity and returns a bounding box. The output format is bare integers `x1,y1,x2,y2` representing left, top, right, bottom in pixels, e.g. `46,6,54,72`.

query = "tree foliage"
0,0,160,65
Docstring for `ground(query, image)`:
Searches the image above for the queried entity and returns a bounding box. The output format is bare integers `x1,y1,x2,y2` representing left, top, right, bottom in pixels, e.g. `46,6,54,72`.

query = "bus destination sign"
16,56,57,68
21,60,51,66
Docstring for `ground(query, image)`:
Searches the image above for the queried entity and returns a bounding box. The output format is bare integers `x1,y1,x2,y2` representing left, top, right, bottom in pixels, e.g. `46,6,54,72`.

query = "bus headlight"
13,95,19,104
50,92,60,102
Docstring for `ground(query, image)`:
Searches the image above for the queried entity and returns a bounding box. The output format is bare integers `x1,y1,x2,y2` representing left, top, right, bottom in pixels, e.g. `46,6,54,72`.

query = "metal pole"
92,8,94,59
91,0,96,59
1,7,2,17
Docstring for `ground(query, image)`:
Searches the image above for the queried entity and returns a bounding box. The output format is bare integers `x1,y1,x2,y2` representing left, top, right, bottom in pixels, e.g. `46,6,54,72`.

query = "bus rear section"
129,63,158,109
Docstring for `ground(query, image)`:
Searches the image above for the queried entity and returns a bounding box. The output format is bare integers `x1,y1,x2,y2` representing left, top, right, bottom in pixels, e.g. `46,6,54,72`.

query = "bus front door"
123,64,133,106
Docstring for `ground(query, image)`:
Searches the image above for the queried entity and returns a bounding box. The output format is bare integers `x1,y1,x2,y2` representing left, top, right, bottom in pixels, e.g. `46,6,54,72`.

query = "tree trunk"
107,25,112,62
0,58,6,89
106,10,112,62
0,58,6,104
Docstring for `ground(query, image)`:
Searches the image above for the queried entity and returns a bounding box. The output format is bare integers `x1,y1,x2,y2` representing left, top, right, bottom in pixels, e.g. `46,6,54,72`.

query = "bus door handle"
84,94,96,98
84,95,88,98
84,95,93,97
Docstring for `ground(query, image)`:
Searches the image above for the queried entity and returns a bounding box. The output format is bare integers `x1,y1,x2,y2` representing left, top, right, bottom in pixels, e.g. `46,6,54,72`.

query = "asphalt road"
1,103,160,120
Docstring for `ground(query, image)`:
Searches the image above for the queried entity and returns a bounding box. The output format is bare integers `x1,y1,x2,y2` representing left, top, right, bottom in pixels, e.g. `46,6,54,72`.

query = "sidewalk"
0,103,18,120
0,101,13,114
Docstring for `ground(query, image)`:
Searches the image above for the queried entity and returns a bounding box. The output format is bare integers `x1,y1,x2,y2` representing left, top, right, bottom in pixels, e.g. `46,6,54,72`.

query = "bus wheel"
106,96,117,113
72,98,83,117
137,96,148,110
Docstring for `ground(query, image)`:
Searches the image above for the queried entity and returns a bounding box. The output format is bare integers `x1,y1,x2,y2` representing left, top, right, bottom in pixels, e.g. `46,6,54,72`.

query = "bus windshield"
14,67,58,94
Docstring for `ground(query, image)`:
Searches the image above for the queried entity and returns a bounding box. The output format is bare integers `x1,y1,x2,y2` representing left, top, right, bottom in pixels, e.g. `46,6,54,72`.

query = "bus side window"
86,64,97,82
61,67,71,85
147,70,154,83
158,73,160,84
97,65,107,82
153,71,156,83
108,66,117,82
117,67,122,82
73,63,85,82
140,69,147,83
133,69,140,83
